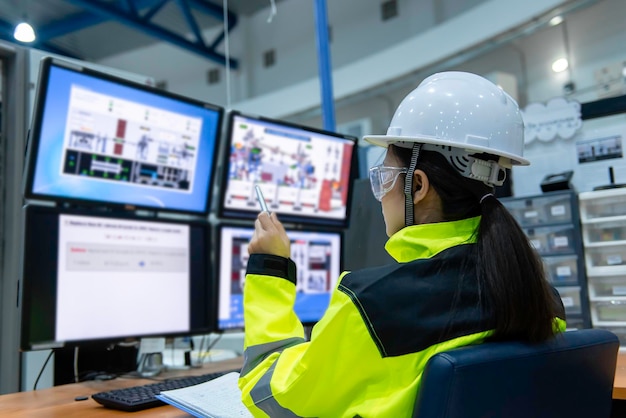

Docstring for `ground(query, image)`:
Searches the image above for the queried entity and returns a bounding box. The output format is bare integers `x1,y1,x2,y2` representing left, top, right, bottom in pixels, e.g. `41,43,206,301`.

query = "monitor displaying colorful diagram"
218,111,358,228
216,225,342,331
23,57,223,215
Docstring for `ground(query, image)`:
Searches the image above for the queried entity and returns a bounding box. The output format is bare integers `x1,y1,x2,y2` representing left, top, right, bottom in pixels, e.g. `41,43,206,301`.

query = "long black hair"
389,144,562,343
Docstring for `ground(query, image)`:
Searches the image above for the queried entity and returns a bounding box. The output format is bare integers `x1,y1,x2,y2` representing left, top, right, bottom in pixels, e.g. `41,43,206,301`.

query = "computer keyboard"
92,369,239,412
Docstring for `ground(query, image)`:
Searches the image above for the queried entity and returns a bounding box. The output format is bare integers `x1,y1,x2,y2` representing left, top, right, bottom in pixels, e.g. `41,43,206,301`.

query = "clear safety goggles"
369,165,408,201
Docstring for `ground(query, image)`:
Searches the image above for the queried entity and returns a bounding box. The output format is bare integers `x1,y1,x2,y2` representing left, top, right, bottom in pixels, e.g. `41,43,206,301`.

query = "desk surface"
0,357,243,417
614,351,626,400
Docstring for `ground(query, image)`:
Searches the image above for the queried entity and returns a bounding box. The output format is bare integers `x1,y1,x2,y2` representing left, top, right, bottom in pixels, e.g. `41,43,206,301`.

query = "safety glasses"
369,165,408,201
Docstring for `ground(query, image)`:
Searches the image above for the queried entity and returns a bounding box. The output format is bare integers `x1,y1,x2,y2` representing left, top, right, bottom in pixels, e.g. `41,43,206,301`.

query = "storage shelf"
583,240,626,248
592,320,626,327
580,214,626,224
580,188,626,339
587,269,626,277
586,265,626,276
589,296,626,302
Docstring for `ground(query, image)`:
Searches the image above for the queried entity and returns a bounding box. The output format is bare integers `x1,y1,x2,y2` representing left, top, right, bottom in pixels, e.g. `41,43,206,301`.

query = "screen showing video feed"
20,205,213,350
219,111,357,227
217,225,342,330
24,57,223,215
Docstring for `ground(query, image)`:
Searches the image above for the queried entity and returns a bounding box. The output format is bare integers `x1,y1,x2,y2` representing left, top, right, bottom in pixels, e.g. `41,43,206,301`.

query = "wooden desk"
0,357,243,417
614,352,626,400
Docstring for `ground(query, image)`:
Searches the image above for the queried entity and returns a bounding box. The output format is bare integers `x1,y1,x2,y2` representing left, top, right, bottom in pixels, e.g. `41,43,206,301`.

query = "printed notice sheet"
155,372,253,418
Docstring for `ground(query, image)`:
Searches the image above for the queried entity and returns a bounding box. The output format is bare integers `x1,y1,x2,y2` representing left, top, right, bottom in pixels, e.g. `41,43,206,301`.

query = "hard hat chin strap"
404,143,422,227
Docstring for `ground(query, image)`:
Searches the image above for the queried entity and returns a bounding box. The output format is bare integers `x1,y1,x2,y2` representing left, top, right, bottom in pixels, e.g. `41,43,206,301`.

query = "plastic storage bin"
588,274,626,298
502,193,572,226
583,220,626,245
579,189,626,221
526,225,577,255
592,300,626,323
543,255,579,285
585,244,626,273
556,286,582,315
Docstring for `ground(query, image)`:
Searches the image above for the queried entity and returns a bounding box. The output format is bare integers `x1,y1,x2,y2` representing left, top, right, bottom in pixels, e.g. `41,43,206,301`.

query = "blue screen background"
30,65,221,214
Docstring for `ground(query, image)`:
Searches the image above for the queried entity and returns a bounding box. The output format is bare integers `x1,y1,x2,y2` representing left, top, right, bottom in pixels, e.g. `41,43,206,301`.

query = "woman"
238,72,566,417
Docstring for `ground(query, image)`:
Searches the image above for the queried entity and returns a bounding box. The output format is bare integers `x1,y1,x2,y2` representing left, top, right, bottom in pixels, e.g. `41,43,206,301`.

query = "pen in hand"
255,185,270,213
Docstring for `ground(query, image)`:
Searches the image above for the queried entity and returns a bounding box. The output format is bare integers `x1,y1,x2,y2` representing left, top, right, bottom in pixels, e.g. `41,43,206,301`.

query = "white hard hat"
364,71,528,168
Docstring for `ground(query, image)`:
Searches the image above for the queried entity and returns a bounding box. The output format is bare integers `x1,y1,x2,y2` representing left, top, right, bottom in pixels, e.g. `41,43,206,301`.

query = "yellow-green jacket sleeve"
238,253,491,417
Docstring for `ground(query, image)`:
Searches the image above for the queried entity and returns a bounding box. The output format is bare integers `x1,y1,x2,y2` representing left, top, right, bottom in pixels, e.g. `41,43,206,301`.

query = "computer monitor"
20,205,214,350
216,224,342,331
218,111,358,228
23,57,223,216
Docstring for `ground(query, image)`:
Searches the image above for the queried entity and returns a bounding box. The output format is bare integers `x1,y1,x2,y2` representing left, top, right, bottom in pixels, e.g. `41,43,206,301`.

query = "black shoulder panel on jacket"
339,244,495,357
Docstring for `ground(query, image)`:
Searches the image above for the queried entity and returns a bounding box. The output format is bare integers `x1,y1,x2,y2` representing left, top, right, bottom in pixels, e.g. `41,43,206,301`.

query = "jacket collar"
384,216,481,263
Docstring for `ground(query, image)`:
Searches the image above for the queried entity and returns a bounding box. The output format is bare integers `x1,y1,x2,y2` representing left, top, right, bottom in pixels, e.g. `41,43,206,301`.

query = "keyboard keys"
92,369,239,412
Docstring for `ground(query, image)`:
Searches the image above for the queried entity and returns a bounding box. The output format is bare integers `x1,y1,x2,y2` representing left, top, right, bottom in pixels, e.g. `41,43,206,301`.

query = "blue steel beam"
121,0,140,16
61,0,238,68
314,0,336,132
174,0,205,48
142,0,169,21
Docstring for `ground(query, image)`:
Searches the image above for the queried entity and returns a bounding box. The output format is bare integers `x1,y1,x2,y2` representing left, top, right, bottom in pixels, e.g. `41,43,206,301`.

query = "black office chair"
413,328,619,418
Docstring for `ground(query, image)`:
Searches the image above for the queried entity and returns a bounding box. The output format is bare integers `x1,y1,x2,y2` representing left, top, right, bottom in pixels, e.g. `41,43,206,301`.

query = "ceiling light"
14,22,36,43
549,16,564,26
552,58,569,73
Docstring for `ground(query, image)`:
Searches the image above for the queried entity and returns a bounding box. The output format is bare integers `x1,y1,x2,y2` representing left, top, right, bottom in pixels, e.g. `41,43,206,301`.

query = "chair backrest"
413,328,619,418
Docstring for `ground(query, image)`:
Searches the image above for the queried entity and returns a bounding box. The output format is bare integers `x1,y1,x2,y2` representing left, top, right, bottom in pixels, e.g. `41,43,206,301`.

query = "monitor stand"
136,352,164,377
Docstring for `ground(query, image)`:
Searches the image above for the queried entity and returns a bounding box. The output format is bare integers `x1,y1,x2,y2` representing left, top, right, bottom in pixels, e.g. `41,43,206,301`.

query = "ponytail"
389,145,560,343
477,196,559,342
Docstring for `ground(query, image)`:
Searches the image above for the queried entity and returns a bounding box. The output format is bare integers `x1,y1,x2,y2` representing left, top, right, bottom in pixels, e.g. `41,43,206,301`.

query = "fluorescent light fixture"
14,22,36,43
549,15,564,26
552,58,569,73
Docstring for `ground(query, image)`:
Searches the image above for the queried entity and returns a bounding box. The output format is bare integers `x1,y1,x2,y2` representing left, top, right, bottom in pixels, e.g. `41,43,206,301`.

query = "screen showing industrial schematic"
24,57,223,215
20,205,213,350
217,225,342,330
219,111,357,228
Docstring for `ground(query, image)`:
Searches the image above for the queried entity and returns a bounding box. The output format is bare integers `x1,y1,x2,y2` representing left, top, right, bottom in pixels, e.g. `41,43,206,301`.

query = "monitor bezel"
213,221,344,332
22,57,224,216
19,204,216,351
217,110,359,229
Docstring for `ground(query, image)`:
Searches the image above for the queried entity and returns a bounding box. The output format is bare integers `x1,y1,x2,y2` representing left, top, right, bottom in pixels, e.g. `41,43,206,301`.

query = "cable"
73,346,80,383
33,350,54,391
267,0,277,23
223,0,232,110
204,333,224,363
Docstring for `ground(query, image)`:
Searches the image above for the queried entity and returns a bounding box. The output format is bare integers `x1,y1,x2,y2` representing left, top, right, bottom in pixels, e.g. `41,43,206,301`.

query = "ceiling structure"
0,0,277,67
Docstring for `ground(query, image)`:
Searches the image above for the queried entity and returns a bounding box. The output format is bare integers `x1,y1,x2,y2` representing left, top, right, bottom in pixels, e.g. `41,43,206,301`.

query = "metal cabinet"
500,190,591,330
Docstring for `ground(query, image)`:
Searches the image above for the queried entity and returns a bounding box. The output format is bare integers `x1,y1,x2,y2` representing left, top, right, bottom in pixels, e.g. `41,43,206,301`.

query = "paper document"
156,372,253,418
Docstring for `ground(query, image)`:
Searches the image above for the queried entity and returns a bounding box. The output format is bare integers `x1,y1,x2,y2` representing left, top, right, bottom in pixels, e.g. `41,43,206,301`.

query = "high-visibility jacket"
239,216,567,417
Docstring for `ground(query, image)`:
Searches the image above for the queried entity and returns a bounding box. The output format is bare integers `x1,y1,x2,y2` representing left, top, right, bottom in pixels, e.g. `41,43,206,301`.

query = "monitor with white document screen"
216,224,342,331
20,205,214,350
23,57,223,215
218,111,358,228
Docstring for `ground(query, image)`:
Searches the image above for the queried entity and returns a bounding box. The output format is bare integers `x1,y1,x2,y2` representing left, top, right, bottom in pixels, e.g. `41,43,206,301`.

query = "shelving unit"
500,190,591,330
579,188,626,343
